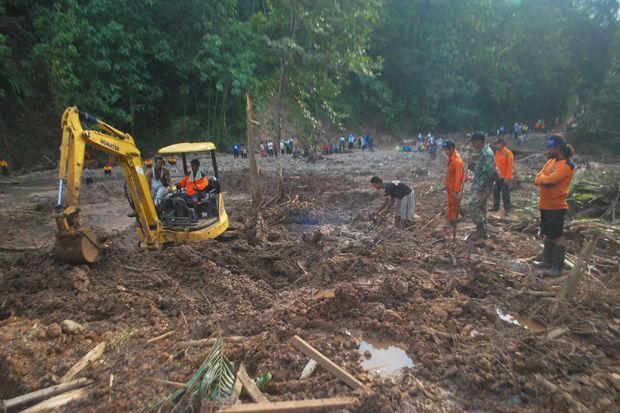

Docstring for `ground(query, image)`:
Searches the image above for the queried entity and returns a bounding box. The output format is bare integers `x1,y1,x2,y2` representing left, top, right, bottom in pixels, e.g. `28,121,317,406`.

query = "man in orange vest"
0,158,8,176
178,159,208,219
533,135,576,277
442,140,464,226
490,138,514,214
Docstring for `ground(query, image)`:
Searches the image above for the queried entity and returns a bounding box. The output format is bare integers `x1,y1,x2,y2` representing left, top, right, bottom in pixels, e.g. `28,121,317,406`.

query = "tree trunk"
130,88,136,136
221,82,231,136
246,93,262,207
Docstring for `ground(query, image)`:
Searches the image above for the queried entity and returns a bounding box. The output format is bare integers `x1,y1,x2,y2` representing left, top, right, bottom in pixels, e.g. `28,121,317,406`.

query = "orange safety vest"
534,158,575,210
145,159,153,167
445,151,464,192
179,171,208,196
495,147,514,180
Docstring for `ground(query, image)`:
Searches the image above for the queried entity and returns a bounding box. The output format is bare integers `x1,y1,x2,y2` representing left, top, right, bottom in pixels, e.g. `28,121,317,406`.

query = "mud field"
1,148,619,412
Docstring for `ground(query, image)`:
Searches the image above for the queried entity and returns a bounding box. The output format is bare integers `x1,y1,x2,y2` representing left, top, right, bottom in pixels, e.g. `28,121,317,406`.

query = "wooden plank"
547,327,569,340
230,364,245,403
20,386,92,413
177,336,246,348
60,342,106,383
0,378,91,411
236,363,270,404
290,335,365,390
217,397,357,413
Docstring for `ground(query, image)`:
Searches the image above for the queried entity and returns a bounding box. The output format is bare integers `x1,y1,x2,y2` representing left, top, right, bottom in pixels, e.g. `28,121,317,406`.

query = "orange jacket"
445,151,464,192
495,147,514,180
534,158,575,210
178,172,208,196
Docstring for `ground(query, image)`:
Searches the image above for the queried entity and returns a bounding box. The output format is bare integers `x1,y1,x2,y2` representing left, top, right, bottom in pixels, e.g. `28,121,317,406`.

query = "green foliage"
150,338,235,412
1,0,619,166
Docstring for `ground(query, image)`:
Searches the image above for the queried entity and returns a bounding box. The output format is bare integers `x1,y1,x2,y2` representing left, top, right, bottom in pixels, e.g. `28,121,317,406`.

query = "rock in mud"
60,319,84,335
47,323,62,338
69,267,90,291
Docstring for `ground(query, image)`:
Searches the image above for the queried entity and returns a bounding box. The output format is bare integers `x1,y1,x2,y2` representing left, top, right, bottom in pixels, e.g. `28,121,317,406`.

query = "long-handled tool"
452,169,468,242
450,171,467,267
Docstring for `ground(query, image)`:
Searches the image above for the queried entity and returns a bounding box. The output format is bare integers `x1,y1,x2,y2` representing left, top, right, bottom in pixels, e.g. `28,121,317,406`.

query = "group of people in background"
495,117,561,145
232,143,248,159
256,138,296,158
373,130,576,279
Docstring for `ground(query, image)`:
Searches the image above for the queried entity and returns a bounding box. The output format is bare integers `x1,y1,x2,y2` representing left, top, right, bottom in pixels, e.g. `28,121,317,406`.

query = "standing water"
359,337,413,377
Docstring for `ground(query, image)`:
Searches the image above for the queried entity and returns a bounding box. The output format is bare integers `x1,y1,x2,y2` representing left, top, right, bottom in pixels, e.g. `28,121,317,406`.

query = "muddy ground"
0,143,619,412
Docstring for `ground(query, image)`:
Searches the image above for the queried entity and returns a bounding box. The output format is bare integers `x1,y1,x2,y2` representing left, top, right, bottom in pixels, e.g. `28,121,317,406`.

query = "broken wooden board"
20,386,92,413
290,335,365,391
216,397,357,412
236,363,270,404
60,342,106,383
0,378,91,412
547,327,569,340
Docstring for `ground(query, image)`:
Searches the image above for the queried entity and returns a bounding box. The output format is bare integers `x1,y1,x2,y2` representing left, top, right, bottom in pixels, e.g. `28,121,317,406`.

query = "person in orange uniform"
178,158,208,220
144,158,153,169
0,158,8,176
533,135,576,277
490,138,514,214
442,140,464,227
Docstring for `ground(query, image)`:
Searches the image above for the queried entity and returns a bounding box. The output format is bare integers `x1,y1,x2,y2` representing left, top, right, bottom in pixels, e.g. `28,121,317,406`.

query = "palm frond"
150,338,235,412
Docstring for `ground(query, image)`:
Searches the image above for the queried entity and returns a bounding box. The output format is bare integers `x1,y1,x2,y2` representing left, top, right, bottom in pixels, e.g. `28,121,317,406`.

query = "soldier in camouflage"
467,131,496,241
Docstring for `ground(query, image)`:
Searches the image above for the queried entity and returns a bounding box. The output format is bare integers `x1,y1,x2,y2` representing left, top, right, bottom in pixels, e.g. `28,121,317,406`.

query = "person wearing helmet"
533,135,576,277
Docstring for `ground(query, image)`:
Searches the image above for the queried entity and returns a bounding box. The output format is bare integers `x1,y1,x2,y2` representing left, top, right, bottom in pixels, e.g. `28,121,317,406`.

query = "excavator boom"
55,107,161,263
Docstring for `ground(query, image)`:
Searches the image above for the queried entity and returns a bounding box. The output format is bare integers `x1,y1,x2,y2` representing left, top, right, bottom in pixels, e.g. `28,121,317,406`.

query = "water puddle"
496,308,545,333
313,289,335,299
359,338,413,377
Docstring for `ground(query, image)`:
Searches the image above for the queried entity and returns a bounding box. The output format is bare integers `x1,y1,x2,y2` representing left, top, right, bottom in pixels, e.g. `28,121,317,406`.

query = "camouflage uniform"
468,144,496,226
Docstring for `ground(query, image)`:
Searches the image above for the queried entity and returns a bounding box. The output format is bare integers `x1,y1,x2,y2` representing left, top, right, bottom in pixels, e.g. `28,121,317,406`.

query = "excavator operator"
178,158,208,219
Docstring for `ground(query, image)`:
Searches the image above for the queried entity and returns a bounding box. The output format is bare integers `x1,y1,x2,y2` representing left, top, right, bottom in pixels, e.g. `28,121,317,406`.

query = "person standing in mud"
0,158,9,176
533,135,576,277
370,176,415,227
442,140,464,227
489,138,514,215
467,132,496,241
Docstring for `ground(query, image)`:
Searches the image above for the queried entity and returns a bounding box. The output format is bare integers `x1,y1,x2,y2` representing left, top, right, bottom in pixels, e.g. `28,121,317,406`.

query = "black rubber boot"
533,240,554,269
544,245,567,277
468,224,487,241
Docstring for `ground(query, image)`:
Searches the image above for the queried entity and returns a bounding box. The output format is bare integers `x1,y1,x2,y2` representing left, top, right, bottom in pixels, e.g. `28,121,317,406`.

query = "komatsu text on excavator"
54,107,229,264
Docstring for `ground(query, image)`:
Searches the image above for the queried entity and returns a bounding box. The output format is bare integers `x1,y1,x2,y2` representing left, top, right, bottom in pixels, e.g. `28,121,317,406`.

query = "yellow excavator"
54,107,229,264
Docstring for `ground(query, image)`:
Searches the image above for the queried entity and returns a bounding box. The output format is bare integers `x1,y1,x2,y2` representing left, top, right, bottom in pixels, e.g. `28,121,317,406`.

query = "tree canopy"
1,0,619,167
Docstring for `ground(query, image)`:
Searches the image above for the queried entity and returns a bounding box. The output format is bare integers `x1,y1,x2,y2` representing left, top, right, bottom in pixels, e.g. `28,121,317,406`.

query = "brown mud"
0,148,618,412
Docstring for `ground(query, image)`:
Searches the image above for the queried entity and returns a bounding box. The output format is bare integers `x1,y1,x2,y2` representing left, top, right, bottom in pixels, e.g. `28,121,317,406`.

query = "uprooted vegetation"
0,149,619,412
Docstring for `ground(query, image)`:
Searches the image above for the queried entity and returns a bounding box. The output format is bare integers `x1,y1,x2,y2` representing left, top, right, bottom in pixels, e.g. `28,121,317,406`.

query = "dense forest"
1,0,619,168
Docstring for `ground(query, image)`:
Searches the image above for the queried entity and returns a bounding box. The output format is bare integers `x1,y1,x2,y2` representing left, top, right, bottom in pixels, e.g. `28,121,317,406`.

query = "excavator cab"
155,142,226,232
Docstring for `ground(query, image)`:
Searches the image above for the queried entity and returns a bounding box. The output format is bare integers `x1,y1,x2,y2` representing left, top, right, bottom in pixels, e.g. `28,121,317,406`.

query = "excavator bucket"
54,227,101,264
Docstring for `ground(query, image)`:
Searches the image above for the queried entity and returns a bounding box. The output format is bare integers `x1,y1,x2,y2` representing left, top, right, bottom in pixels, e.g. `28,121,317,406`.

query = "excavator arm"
55,107,162,263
